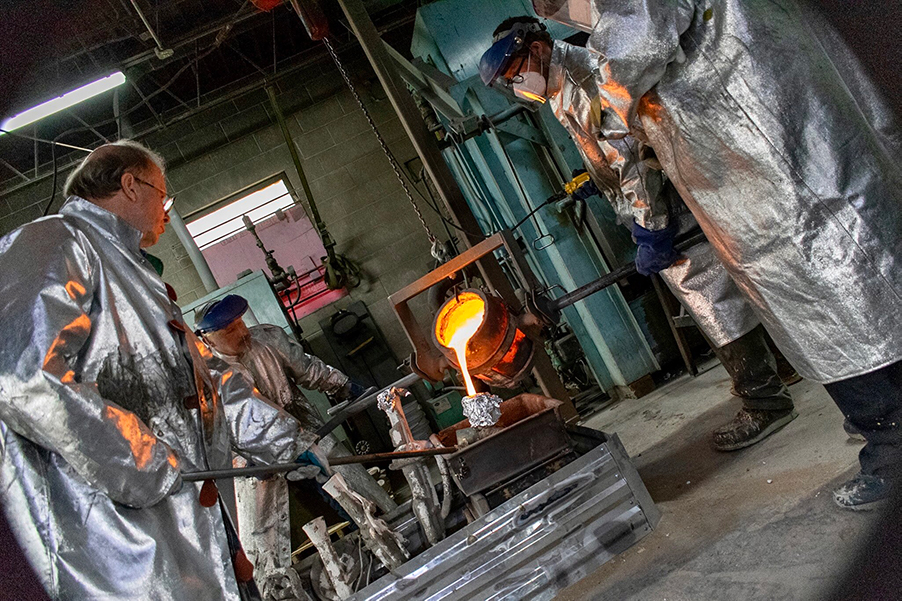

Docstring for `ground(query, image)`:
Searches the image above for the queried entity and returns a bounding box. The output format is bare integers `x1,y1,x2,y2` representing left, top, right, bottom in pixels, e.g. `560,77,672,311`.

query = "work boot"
712,408,798,451
833,473,892,511
843,418,867,442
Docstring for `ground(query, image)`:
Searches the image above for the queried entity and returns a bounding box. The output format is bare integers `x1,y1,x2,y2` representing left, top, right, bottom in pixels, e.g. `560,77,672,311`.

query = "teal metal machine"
405,0,679,399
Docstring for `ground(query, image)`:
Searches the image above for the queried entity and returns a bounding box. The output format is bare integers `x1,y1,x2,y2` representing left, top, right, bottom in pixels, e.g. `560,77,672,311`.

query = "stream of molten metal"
441,296,485,397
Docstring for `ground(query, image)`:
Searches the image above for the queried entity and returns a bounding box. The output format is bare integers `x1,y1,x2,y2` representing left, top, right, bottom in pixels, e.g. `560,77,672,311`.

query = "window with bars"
186,178,296,250
184,174,349,318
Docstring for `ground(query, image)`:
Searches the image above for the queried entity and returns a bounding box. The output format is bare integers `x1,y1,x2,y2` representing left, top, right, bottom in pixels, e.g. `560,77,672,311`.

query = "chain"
323,37,438,246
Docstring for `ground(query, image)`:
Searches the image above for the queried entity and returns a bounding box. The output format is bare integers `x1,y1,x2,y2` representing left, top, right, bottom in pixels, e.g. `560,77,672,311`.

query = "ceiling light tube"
1,72,127,133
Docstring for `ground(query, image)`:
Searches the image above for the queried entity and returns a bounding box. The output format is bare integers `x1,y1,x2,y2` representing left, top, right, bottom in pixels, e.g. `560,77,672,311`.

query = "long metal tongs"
182,447,457,482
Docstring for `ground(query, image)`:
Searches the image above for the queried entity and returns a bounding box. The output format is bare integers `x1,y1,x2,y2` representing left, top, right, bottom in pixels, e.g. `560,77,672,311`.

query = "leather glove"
288,443,332,483
632,221,680,276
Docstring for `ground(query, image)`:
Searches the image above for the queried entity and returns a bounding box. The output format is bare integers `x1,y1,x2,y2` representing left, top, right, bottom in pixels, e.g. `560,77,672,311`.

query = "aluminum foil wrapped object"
546,40,759,348
376,386,420,419
212,328,396,593
548,0,902,382
376,387,404,413
462,393,504,428
0,197,314,600
378,387,444,546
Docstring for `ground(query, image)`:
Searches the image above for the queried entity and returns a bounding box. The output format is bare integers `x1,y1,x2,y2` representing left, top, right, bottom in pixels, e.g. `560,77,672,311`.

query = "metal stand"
242,214,290,292
334,0,572,414
387,231,576,420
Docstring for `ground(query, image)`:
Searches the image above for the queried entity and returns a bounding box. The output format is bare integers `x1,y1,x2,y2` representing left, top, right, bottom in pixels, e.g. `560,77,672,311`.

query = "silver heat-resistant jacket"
550,0,902,382
221,325,351,437
213,326,396,595
0,197,312,600
546,41,758,347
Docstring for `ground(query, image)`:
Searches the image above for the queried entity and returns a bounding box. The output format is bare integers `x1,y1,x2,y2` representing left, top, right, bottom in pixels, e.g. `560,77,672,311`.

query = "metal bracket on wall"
382,42,464,122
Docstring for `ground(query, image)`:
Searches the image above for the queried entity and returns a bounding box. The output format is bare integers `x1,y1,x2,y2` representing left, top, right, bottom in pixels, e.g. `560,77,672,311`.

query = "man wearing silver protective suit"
196,297,396,599
530,0,902,509
479,18,796,453
0,140,319,600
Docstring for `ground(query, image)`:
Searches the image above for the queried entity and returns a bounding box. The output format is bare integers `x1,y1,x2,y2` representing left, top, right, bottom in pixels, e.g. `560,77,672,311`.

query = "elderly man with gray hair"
0,140,316,600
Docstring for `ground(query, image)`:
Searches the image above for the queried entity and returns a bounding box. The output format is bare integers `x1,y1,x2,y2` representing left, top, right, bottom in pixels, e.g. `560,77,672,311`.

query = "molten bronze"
432,289,534,388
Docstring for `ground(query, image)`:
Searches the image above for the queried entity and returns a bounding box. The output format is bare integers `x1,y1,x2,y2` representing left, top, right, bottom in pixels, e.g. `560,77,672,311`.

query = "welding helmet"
479,19,548,87
194,294,249,335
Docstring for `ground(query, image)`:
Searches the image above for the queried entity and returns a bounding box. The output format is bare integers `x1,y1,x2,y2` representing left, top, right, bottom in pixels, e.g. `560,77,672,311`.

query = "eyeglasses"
134,176,175,213
506,55,529,85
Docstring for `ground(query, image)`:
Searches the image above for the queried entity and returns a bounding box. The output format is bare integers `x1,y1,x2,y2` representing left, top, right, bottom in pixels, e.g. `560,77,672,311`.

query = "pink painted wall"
201,205,348,319
202,205,325,285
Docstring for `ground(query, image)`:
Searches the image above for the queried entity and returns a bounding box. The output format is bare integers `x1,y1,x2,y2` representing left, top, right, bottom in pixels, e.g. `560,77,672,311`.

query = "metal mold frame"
347,431,661,600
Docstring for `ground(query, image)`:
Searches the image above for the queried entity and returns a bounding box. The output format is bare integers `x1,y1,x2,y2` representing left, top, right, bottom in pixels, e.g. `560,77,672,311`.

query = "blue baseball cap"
195,294,248,334
478,20,547,86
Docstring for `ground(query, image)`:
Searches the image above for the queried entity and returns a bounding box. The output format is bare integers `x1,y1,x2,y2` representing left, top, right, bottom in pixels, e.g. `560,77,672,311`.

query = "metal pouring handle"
181,447,458,482
316,373,421,439
551,230,708,311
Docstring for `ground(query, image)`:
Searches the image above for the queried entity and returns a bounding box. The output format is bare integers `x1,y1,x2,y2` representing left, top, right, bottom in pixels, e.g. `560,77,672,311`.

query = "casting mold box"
347,428,660,600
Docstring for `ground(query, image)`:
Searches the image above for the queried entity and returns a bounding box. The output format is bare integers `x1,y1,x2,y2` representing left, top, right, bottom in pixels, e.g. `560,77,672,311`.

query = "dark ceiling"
0,0,423,191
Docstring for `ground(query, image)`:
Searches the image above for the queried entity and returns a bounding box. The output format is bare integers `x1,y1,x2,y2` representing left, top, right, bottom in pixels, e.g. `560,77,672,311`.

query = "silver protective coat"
214,326,395,592
550,0,902,382
0,198,313,600
546,41,759,347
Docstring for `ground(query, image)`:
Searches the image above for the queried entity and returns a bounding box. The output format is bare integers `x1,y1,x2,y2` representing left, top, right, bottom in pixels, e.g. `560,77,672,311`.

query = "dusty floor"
556,361,878,601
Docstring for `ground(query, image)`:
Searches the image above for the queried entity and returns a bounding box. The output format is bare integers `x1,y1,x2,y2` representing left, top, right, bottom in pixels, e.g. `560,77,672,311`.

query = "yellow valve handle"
563,172,592,195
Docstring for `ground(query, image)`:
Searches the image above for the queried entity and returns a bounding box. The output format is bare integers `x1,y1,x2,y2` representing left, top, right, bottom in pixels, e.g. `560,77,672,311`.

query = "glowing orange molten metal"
435,292,486,397
514,89,547,104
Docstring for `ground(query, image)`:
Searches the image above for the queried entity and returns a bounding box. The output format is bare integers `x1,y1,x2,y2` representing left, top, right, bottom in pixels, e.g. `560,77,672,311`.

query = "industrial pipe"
168,208,218,292
129,0,173,59
440,104,532,147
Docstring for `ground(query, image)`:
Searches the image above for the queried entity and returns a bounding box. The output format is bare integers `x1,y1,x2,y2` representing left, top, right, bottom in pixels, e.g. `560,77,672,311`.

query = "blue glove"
632,222,680,276
295,448,329,474
347,381,367,400
571,178,600,201
291,453,356,527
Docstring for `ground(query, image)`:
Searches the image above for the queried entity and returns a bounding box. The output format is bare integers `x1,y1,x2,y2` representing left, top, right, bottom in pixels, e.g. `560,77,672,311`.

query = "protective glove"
288,443,332,483
632,221,680,276
571,177,600,201
337,380,367,402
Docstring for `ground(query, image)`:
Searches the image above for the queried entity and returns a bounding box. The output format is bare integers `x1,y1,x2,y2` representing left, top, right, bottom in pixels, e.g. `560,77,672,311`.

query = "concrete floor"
556,361,878,601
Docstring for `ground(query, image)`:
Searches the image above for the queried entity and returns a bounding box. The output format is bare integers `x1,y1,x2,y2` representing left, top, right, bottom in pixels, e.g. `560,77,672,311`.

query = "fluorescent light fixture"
1,72,127,133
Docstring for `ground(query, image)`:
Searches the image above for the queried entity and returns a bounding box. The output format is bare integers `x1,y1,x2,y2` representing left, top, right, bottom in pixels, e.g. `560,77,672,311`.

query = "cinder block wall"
0,51,449,361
